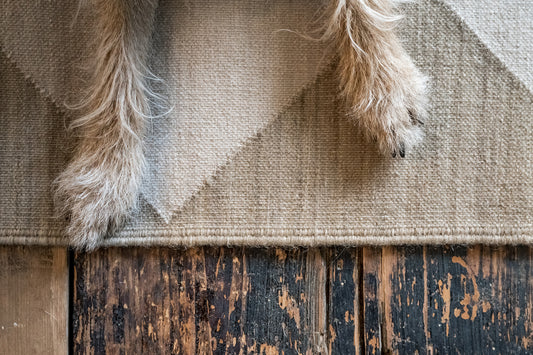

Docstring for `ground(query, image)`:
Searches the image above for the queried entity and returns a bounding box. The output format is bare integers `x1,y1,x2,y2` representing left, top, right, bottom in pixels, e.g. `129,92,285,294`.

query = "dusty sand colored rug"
1,0,532,246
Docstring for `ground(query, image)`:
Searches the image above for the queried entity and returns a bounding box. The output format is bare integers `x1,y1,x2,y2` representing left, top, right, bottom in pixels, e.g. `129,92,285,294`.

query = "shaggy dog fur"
55,0,427,250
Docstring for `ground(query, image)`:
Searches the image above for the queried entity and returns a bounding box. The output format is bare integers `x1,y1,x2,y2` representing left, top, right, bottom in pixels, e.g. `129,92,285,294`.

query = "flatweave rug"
1,0,532,246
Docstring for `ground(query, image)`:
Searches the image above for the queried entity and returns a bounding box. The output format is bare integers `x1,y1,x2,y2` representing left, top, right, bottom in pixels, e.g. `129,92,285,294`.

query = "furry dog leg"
324,0,427,156
54,0,159,250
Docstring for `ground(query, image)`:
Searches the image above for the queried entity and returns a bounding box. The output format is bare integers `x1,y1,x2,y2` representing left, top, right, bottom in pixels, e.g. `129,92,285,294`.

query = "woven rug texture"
1,0,532,246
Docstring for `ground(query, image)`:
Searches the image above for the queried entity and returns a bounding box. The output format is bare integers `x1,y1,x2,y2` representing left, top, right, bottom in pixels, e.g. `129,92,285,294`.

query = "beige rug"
1,0,532,246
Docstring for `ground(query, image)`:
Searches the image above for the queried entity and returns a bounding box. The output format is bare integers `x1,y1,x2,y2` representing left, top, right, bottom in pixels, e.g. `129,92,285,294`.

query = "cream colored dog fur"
54,0,427,250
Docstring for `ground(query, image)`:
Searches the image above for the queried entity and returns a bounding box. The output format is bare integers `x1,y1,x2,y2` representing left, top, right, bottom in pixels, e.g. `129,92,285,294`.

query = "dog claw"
408,110,416,123
399,142,406,158
409,111,425,126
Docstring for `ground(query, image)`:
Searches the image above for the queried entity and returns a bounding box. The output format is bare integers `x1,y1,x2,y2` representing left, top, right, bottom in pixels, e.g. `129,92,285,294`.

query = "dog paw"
359,56,427,157
54,149,143,251
65,212,108,251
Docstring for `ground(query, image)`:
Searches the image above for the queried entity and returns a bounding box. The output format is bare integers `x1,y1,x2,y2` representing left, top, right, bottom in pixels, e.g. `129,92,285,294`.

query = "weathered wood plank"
241,248,328,354
73,245,533,354
362,247,383,355
72,247,329,354
362,245,533,354
0,247,68,355
72,247,205,354
327,248,363,355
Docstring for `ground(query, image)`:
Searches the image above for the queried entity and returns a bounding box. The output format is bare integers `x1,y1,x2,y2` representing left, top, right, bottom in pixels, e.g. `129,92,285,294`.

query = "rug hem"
1,227,533,246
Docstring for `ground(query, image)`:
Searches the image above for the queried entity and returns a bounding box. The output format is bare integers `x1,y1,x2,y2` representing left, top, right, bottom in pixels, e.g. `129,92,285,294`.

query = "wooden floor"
1,245,532,354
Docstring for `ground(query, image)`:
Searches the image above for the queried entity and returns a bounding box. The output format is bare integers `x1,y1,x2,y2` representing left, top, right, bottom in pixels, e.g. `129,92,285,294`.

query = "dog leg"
323,0,427,156
54,0,159,250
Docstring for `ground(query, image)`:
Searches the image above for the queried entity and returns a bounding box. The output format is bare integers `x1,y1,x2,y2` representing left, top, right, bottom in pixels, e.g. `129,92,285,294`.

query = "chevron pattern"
1,0,532,246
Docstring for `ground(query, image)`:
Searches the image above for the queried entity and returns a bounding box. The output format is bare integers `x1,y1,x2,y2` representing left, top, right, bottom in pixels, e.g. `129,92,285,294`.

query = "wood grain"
72,247,330,354
362,245,533,354
0,247,68,355
327,248,363,355
70,245,533,354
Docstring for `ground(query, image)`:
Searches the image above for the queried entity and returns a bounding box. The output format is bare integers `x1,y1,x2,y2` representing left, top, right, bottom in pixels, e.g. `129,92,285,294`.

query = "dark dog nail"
409,111,424,126
408,111,416,123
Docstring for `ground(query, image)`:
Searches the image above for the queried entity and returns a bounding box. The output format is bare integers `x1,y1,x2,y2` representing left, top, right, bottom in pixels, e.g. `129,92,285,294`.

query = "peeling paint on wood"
67,245,533,354
361,246,533,354
72,247,330,354
327,248,363,355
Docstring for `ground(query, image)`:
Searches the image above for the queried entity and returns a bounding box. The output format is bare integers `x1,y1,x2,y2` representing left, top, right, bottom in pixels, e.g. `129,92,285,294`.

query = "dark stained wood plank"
362,247,383,355
72,247,330,354
327,248,363,355
241,248,328,354
72,247,205,354
73,244,533,354
362,245,533,354
0,247,68,355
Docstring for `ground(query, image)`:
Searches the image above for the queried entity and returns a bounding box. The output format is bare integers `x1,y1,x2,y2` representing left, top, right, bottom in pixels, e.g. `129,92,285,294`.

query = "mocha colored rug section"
1,0,532,246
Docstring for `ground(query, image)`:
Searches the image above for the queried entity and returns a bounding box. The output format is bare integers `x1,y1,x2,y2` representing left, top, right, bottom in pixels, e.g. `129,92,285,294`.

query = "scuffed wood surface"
0,247,68,355
72,246,533,354
3,245,530,354
327,248,363,355
72,247,331,354
362,246,533,354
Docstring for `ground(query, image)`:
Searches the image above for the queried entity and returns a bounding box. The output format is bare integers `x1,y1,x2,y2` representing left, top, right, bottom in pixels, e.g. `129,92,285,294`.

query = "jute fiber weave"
1,0,532,246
